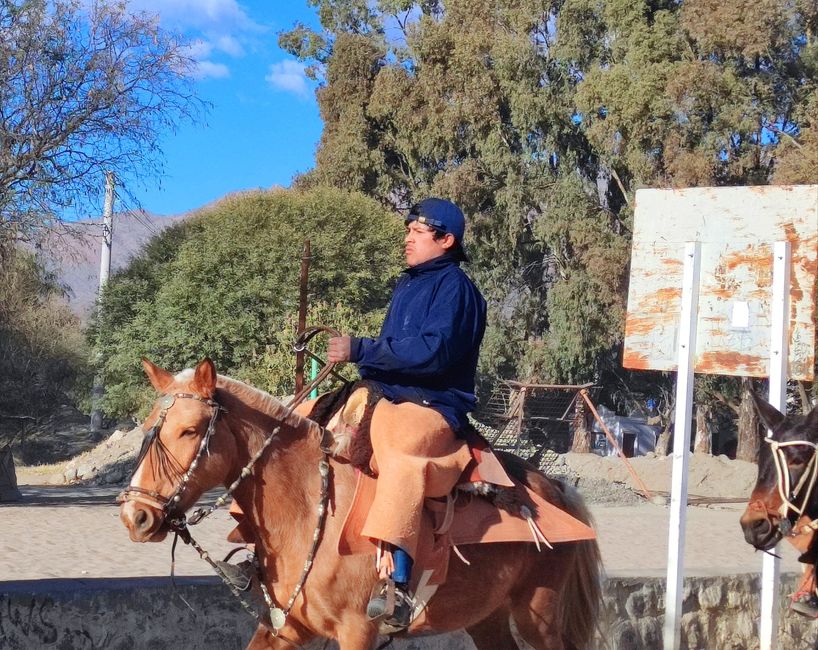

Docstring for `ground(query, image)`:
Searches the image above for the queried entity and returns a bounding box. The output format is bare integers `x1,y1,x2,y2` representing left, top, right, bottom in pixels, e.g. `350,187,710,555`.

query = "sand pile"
559,451,758,502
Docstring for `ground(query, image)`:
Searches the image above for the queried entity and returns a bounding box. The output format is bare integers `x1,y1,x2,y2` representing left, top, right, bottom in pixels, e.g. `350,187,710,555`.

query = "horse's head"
740,393,818,551
119,358,237,542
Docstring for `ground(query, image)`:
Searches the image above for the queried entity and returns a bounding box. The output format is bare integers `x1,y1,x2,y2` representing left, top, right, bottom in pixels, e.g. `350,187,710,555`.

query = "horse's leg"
335,617,379,650
509,582,565,650
245,624,312,650
466,607,517,650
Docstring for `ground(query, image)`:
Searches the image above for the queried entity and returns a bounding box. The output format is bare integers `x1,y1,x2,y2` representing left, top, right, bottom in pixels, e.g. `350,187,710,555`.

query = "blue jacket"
349,253,487,431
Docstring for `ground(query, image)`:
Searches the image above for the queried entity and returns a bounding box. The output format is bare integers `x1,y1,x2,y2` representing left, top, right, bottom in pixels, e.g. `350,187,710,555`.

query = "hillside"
40,211,186,320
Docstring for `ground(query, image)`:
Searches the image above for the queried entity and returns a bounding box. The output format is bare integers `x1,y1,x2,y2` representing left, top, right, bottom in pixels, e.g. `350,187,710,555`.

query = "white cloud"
125,0,263,81
126,0,261,34
182,39,214,60
214,34,244,57
265,60,311,98
194,60,230,80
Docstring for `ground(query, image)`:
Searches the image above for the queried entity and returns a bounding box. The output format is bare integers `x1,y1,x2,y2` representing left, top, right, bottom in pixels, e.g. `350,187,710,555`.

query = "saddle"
312,383,596,628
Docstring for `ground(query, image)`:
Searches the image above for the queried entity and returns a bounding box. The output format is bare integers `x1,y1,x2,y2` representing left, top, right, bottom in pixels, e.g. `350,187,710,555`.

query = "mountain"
40,211,186,321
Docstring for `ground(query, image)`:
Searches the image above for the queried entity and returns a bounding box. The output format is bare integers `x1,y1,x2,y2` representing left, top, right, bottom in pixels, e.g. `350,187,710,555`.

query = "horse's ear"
805,403,818,433
751,392,785,433
192,358,217,399
142,358,174,393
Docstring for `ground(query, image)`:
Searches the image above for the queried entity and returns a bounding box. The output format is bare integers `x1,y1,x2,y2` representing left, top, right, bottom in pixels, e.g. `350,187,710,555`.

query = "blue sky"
126,1,324,216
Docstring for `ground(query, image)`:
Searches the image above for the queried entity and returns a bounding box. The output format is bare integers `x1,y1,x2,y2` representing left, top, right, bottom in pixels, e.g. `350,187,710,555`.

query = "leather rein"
765,436,818,537
118,327,345,639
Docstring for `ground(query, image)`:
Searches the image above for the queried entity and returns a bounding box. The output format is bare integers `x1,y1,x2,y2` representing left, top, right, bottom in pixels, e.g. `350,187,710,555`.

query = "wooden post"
514,387,527,454
295,240,311,393
571,391,590,453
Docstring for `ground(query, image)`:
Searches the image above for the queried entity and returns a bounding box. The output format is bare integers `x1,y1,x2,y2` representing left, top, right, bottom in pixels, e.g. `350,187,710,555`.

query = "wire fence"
472,381,601,477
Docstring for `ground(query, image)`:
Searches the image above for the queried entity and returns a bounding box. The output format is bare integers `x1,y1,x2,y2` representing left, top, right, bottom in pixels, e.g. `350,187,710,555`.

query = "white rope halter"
766,437,818,526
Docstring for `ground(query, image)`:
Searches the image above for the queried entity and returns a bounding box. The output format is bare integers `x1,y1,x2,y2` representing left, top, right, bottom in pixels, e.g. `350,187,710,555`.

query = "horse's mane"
214,375,318,439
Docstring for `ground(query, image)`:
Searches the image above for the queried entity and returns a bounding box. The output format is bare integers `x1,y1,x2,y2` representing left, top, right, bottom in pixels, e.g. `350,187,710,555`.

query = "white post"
760,241,791,650
98,171,115,288
90,171,115,431
663,241,701,650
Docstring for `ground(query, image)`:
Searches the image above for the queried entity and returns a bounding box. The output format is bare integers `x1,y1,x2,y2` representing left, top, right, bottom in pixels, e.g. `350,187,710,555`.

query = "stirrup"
366,578,414,632
790,591,818,619
215,557,256,592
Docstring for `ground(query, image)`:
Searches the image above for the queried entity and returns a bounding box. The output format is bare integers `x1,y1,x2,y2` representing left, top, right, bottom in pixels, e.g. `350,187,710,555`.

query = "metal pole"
760,241,791,650
295,241,311,393
90,172,115,431
663,241,701,650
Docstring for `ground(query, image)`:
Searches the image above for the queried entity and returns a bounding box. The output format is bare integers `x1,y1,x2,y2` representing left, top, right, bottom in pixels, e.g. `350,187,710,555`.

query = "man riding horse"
327,197,485,628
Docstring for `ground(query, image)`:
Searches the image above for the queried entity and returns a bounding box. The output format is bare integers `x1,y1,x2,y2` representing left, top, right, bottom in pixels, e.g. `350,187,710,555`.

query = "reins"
119,327,346,641
766,437,818,536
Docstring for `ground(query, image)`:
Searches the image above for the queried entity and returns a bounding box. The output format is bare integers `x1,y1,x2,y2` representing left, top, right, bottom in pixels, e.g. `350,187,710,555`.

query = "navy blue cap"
406,198,466,243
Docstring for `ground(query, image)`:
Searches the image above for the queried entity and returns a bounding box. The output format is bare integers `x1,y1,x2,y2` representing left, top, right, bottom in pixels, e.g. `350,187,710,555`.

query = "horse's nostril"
751,518,771,534
133,508,151,531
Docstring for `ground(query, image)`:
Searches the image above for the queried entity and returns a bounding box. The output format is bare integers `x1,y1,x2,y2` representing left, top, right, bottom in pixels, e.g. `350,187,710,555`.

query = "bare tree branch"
0,0,206,242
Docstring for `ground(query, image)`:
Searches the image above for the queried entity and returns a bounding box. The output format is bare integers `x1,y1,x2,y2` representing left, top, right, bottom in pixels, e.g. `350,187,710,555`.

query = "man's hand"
327,336,352,363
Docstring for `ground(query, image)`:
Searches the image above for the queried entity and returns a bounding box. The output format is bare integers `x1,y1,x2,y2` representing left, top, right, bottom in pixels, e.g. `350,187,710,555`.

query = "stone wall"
600,573,817,649
1,574,815,649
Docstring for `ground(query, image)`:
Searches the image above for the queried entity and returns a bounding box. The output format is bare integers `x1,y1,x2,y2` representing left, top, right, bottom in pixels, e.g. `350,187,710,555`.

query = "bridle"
118,327,345,642
117,392,223,515
765,436,818,536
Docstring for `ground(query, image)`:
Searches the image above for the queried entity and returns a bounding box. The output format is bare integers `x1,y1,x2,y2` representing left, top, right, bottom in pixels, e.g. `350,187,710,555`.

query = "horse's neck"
217,384,328,548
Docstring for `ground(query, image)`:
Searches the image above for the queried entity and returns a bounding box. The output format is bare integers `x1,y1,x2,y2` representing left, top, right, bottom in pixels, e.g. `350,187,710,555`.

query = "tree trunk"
655,423,672,456
736,377,760,462
571,392,590,453
694,404,711,454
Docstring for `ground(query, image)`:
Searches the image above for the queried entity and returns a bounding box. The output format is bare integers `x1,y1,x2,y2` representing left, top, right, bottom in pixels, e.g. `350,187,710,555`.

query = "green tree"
283,1,818,456
0,241,92,434
283,0,631,390
91,187,404,417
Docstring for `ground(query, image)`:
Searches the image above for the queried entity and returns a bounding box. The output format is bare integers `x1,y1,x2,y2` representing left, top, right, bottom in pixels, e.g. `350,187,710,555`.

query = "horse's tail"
493,450,603,649
557,481,603,650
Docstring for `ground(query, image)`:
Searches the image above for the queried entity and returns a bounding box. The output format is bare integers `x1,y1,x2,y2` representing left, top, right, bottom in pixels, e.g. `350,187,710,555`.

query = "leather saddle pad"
337,470,596,587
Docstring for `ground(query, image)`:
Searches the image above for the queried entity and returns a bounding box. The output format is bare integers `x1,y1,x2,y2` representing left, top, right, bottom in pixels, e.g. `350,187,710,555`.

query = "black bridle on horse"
117,392,223,516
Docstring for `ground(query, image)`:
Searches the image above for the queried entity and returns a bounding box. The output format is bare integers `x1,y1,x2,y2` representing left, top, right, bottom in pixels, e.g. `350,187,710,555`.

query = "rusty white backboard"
623,185,818,380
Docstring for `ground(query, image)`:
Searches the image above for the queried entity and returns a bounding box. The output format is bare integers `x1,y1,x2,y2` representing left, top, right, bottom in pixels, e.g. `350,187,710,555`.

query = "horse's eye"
181,428,199,438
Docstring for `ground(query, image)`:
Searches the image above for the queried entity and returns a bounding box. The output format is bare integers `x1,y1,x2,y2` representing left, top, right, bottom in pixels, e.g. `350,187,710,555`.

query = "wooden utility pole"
90,172,115,431
294,240,311,393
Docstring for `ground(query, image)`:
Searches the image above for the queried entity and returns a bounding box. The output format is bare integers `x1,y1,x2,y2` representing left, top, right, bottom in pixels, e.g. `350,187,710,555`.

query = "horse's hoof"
790,594,818,618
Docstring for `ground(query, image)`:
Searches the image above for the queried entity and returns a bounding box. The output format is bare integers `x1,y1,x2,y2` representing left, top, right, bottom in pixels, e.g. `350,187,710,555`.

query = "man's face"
404,221,453,267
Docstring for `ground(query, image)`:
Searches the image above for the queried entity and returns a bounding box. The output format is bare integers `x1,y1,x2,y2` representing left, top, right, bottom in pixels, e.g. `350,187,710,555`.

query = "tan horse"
120,358,602,649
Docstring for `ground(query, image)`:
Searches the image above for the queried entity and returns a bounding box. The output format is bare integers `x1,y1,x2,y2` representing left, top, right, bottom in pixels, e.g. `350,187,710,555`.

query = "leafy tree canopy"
0,241,91,429
281,0,817,406
91,186,404,417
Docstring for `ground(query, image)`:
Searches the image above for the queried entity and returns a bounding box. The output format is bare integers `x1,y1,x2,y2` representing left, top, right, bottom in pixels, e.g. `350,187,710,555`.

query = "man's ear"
441,233,456,251
142,358,174,393
192,358,217,399
751,392,786,433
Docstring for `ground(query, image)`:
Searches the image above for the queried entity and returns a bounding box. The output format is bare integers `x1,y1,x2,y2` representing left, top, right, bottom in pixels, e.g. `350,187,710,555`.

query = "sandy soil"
1,432,802,582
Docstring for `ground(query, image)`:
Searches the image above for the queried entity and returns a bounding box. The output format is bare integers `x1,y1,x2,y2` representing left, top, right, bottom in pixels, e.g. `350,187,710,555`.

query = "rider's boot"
366,546,414,628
